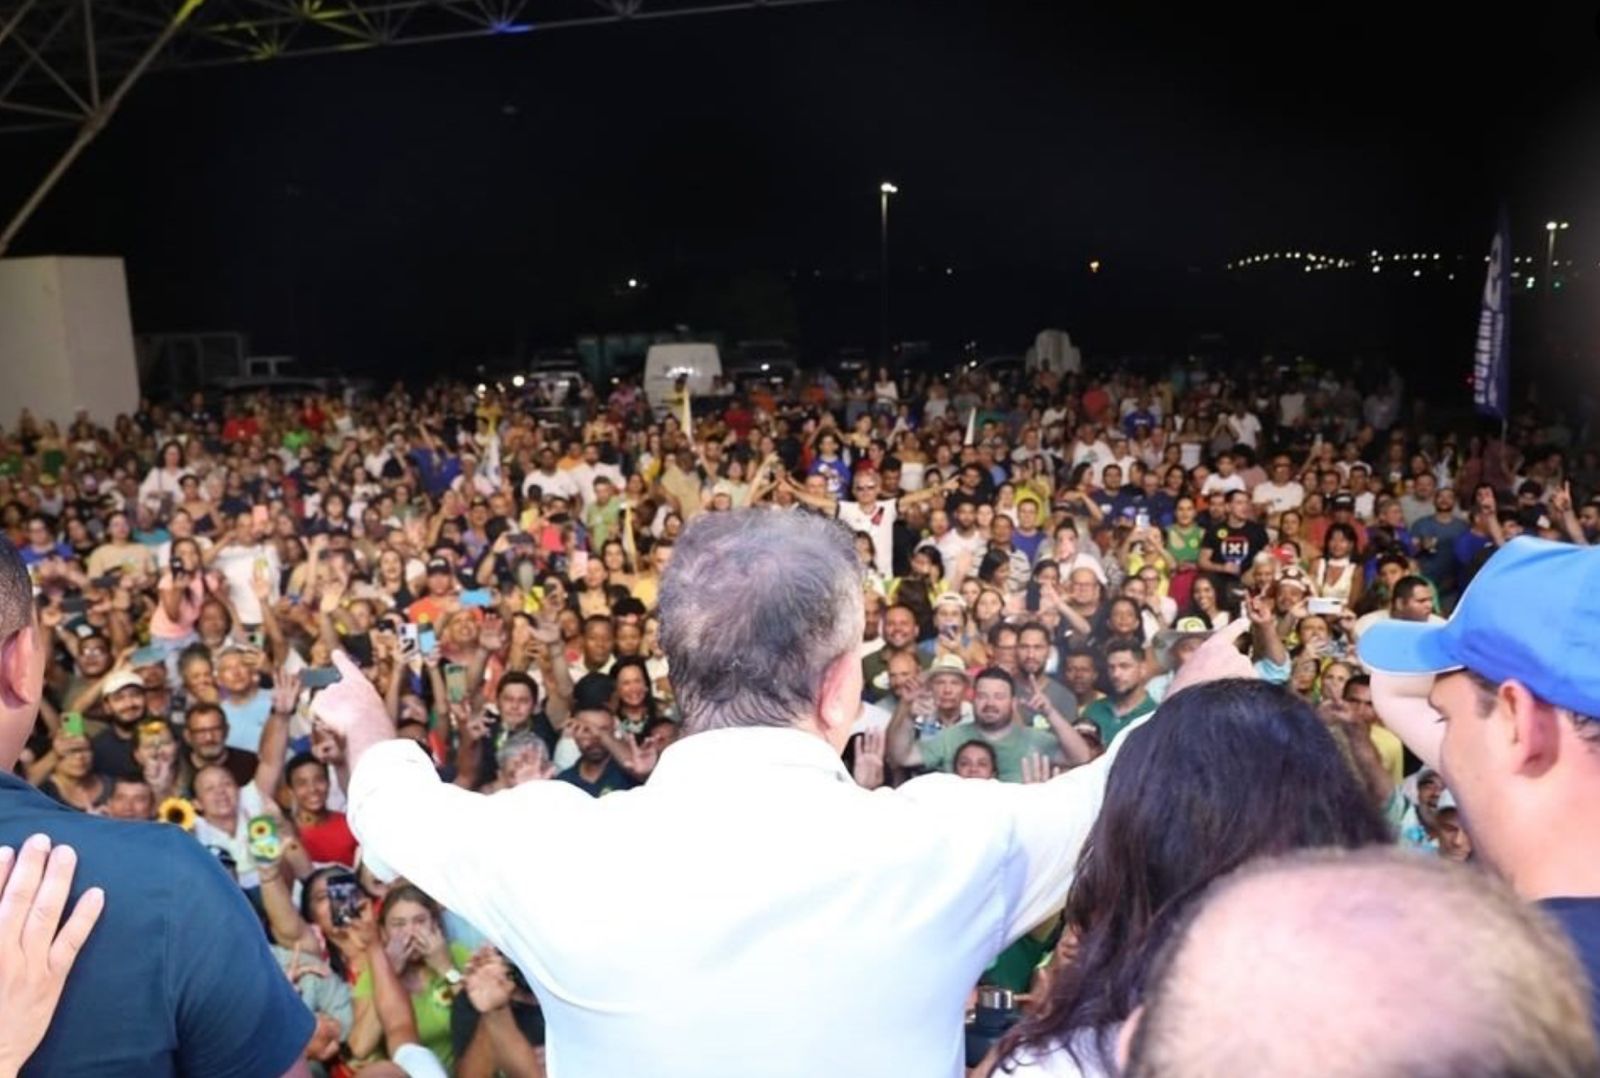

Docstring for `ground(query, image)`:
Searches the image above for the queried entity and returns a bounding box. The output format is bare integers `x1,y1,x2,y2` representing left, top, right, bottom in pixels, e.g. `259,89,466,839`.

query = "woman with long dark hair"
991,679,1390,1076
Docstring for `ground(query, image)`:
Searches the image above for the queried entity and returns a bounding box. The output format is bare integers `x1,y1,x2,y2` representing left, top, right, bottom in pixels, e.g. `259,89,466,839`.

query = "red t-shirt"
299,811,358,867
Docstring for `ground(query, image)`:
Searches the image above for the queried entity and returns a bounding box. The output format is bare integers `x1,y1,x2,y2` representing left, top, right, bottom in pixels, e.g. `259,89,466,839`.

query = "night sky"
3,2,1597,378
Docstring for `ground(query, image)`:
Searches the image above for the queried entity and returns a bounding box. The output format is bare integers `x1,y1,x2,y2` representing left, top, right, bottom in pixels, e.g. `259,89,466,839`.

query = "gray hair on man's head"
496,730,549,770
660,508,864,734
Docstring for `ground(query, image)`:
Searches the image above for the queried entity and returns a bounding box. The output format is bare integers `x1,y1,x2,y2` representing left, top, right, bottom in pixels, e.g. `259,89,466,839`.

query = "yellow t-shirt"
1369,724,1405,786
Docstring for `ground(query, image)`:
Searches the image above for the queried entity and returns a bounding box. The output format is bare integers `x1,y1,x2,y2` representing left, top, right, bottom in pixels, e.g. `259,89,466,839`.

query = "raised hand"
619,733,659,779
1244,591,1275,626
463,948,517,1014
852,728,886,790
383,930,412,974
271,669,303,715
1019,751,1053,785
1167,617,1256,696
478,614,507,653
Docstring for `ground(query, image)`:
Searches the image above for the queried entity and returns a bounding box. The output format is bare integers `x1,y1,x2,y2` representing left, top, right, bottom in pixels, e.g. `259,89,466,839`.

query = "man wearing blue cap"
1362,537,1600,1039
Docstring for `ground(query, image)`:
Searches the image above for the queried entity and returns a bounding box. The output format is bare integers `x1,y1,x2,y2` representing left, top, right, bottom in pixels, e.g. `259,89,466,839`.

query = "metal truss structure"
0,0,834,252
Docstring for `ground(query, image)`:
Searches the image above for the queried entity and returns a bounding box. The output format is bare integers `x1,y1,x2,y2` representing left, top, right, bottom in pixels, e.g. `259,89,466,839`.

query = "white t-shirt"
1353,610,1446,642
1201,473,1247,496
566,462,625,505
523,469,579,503
451,472,498,498
192,782,267,890
839,499,898,579
1225,412,1262,448
1070,441,1115,484
213,542,279,625
936,529,987,581
1252,480,1306,515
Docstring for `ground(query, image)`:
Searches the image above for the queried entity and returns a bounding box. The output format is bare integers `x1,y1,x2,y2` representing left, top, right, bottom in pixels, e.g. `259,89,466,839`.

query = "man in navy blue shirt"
1365,538,1600,1046
0,537,313,1076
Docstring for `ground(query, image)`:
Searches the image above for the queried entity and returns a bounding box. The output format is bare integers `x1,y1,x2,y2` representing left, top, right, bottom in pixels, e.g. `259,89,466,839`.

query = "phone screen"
444,663,469,704
300,666,343,690
327,877,362,927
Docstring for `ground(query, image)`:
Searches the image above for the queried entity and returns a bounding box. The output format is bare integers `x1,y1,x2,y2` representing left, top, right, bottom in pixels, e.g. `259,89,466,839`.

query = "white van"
644,342,722,410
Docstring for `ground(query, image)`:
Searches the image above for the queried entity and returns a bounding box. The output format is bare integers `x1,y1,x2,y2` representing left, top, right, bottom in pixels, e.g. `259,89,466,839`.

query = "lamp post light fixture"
1545,221,1569,300
879,181,899,364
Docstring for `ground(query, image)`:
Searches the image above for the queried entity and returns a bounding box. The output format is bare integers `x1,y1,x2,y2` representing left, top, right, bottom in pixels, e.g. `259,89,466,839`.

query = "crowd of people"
0,353,1597,1076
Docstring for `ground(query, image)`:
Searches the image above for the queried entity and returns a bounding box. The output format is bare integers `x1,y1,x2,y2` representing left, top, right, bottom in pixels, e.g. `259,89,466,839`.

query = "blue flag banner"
1473,209,1511,420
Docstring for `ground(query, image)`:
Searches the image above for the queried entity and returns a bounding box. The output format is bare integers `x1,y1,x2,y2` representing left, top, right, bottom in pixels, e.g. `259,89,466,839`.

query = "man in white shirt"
1200,452,1247,497
789,471,952,579
1069,423,1114,485
316,509,1138,1078
522,446,580,505
1252,455,1306,518
1225,405,1262,450
211,511,280,627
935,496,990,583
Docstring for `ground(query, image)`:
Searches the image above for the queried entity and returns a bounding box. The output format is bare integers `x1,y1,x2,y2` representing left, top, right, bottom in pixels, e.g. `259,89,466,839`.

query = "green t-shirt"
584,498,624,549
920,723,1061,782
1082,693,1158,744
354,941,473,1070
1167,524,1204,566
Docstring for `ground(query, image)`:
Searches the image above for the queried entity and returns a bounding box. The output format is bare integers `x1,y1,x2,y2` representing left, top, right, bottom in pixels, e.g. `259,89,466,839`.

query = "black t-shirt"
90,725,142,781
556,758,637,798
1542,897,1600,1045
1201,521,1269,575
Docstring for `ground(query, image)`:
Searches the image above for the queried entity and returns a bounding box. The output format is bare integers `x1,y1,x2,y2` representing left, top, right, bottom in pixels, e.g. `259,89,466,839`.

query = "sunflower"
158,797,197,832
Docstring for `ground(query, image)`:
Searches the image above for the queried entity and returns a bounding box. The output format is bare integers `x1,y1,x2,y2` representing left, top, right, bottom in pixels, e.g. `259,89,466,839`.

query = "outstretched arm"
314,651,592,938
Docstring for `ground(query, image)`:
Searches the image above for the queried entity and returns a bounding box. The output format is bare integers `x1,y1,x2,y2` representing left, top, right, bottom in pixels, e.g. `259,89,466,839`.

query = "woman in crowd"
991,680,1391,1076
1309,522,1364,608
1182,575,1230,630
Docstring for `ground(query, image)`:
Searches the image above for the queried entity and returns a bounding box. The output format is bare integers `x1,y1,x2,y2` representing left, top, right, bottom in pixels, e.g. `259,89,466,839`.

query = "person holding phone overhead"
0,536,315,1075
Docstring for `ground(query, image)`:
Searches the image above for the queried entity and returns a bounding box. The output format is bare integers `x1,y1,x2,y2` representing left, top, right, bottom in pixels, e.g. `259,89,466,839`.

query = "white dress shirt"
348,724,1133,1078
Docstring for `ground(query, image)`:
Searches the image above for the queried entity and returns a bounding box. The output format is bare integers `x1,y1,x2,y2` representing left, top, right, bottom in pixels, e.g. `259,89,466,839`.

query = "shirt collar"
649,726,851,789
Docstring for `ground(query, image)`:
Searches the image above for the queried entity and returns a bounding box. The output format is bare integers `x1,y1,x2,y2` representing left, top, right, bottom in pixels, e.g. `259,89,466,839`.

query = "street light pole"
1545,220,1569,300
880,181,898,366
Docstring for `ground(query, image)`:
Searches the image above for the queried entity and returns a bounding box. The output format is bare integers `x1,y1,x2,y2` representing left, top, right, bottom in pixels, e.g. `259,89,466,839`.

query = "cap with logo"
1360,537,1600,717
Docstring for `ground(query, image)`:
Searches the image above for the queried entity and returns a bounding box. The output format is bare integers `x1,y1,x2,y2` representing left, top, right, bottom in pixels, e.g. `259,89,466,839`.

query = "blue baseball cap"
1360,537,1600,716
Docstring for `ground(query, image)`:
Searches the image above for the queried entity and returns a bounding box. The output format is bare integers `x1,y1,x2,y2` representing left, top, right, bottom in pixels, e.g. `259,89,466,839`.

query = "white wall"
0,257,139,427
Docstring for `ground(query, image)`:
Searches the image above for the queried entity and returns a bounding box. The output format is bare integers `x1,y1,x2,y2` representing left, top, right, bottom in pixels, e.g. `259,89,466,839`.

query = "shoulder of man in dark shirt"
2,776,313,1077
1540,897,1600,1043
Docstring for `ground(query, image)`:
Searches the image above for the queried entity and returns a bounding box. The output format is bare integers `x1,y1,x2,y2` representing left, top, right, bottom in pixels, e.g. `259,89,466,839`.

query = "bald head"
1127,849,1598,1078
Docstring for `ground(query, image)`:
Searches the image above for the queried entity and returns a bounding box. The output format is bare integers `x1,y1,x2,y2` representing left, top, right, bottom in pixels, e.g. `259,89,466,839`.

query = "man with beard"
862,603,928,698
888,667,1089,783
184,702,261,790
557,703,639,798
89,670,151,781
1014,622,1078,728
